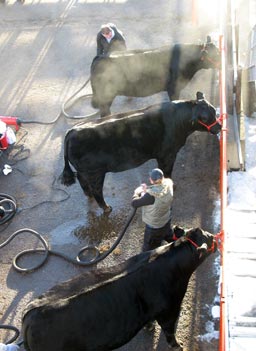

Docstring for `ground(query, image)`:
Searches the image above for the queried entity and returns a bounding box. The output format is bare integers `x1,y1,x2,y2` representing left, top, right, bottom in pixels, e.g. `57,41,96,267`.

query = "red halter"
197,116,222,132
200,46,220,69
186,237,216,254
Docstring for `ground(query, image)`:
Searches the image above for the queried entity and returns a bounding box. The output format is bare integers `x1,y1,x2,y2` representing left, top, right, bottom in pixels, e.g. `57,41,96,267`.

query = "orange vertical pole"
192,0,198,26
219,34,228,351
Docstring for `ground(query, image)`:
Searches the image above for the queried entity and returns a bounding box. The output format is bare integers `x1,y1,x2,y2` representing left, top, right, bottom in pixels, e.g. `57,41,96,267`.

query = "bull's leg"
99,103,111,118
160,323,183,350
166,86,175,101
77,172,93,198
87,172,112,213
157,157,175,178
157,152,179,178
157,308,183,350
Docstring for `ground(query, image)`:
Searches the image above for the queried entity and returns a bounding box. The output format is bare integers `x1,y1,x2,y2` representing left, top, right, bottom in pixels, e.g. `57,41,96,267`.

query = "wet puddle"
48,210,131,247
48,219,86,246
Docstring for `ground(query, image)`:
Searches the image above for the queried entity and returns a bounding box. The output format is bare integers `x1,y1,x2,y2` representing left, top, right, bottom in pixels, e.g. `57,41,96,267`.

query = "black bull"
90,38,220,117
21,227,218,351
60,93,222,212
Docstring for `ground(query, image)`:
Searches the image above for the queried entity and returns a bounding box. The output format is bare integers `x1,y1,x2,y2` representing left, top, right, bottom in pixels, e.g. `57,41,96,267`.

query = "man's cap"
149,168,164,181
101,24,112,34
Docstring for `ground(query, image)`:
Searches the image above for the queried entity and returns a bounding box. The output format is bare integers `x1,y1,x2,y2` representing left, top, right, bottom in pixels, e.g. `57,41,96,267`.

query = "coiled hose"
0,194,17,225
0,208,137,273
0,325,20,345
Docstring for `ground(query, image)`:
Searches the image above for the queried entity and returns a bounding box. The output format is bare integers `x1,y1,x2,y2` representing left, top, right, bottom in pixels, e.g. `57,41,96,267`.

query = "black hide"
90,38,220,116
22,227,217,351
60,93,221,211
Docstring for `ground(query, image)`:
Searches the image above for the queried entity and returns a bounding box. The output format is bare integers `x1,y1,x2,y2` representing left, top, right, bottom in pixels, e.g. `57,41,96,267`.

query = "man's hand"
134,183,147,196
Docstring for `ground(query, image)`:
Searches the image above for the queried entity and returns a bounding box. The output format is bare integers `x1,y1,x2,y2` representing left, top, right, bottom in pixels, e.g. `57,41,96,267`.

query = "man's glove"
134,186,143,196
134,183,147,197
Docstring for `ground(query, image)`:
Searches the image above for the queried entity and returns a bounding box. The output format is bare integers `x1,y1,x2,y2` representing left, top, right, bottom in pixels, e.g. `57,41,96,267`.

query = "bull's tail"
59,132,76,186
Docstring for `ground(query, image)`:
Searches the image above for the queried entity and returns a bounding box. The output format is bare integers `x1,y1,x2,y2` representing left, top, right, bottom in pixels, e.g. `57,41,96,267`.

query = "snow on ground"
228,116,256,211
198,115,256,347
225,115,256,351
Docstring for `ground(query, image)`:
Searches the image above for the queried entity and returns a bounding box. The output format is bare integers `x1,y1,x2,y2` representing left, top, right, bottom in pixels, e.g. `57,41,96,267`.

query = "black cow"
90,36,220,116
21,226,217,351
60,92,221,212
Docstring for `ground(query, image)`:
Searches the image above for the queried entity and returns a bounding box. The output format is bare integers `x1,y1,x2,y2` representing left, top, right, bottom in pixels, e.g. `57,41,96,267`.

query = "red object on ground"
0,132,8,149
0,116,21,131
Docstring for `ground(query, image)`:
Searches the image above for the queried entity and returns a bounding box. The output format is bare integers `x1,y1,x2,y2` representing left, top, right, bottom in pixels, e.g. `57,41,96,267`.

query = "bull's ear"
192,93,205,122
173,225,185,238
197,243,208,253
197,243,208,258
196,91,205,101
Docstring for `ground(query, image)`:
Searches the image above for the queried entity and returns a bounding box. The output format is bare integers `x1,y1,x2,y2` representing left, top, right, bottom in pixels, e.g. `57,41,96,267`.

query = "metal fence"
247,24,256,82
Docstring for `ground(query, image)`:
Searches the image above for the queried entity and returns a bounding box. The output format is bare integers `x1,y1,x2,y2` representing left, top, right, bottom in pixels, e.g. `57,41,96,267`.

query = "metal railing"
219,34,228,351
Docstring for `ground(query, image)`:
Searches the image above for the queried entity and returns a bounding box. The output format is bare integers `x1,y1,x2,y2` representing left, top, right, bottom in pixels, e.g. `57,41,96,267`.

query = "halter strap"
186,237,216,253
197,116,222,132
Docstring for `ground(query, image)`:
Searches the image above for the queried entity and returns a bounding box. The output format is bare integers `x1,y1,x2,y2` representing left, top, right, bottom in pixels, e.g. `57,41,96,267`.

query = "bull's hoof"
167,346,182,350
91,99,99,109
167,340,183,350
144,321,156,332
103,205,112,214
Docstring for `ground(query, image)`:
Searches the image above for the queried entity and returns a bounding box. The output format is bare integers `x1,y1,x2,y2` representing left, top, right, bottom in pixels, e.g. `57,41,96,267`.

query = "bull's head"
185,227,217,259
192,91,222,134
200,36,220,69
173,226,217,257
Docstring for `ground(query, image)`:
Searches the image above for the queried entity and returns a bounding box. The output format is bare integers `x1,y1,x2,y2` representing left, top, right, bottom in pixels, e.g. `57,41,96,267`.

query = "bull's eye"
200,115,208,123
198,108,208,123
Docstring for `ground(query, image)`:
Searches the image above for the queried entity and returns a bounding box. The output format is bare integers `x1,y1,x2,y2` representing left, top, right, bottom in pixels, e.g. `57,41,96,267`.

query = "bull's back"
68,106,167,171
22,246,194,351
21,275,145,351
91,50,171,97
